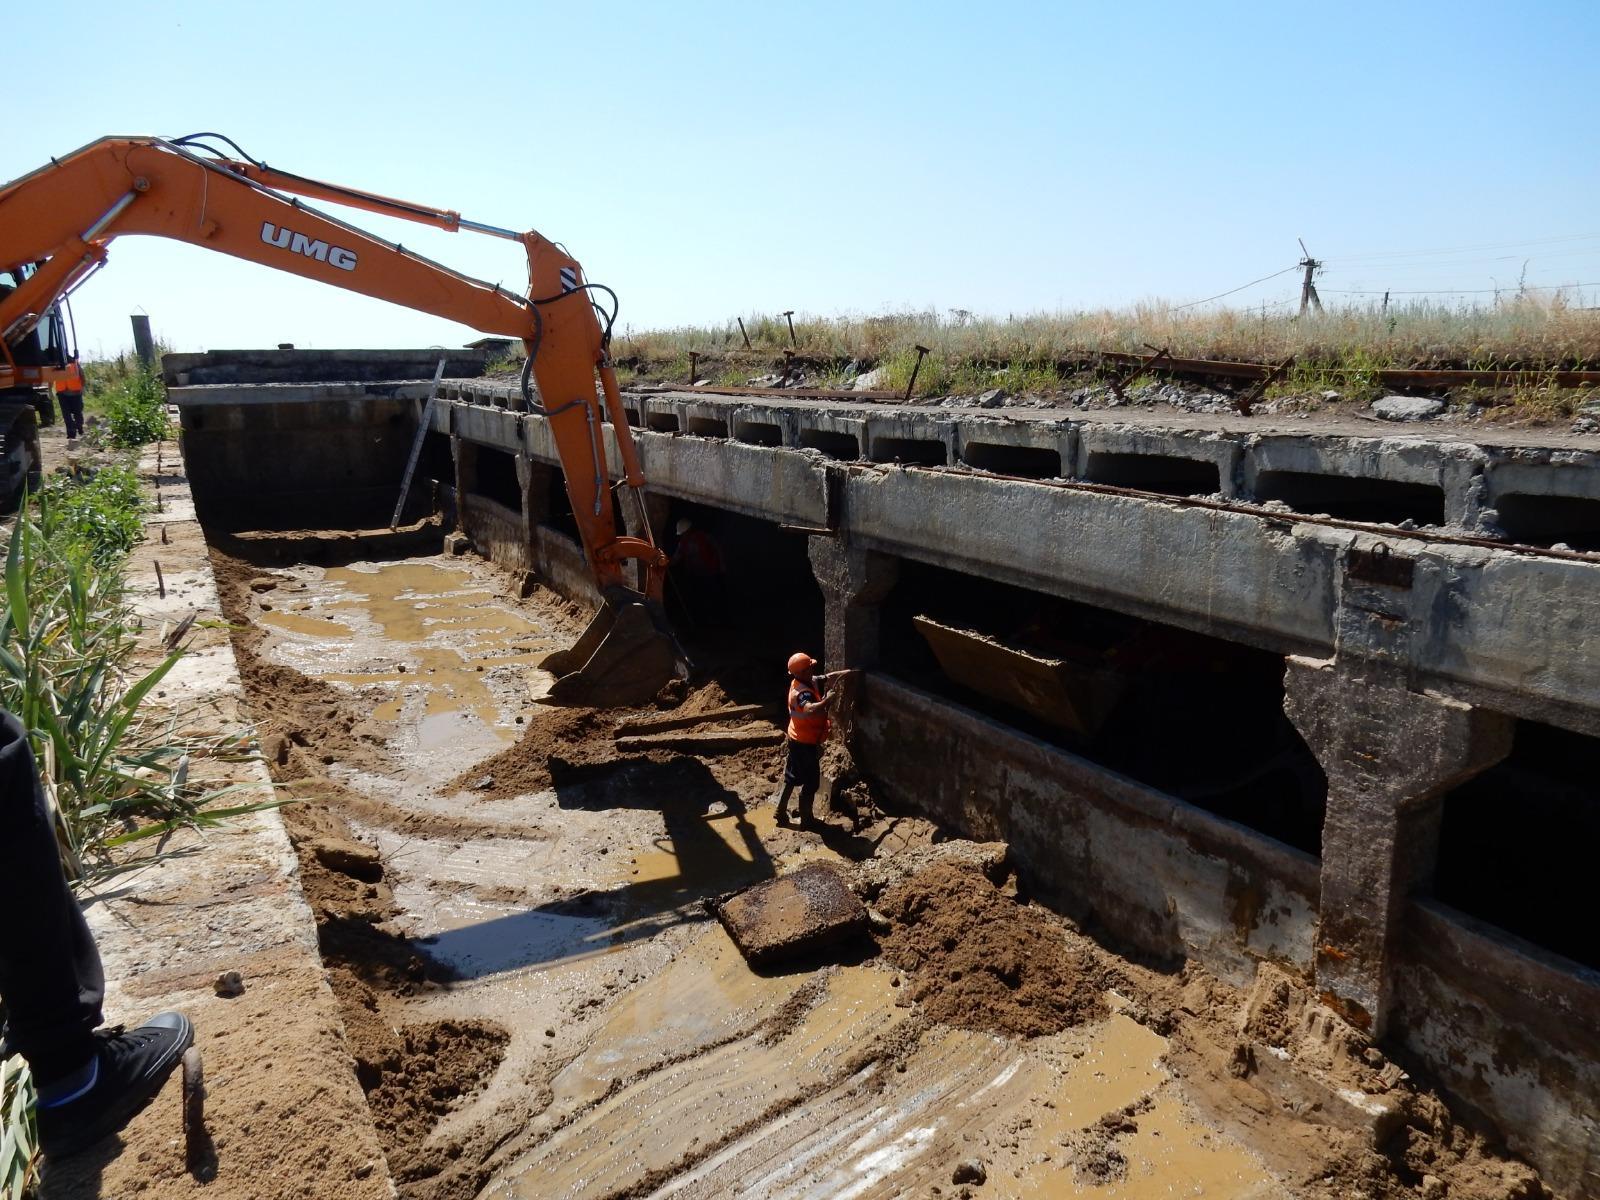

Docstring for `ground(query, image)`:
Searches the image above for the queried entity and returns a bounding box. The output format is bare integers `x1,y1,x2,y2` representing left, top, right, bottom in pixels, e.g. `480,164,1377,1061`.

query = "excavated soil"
878,861,1109,1037
211,548,523,1195
445,680,772,803
201,539,1552,1200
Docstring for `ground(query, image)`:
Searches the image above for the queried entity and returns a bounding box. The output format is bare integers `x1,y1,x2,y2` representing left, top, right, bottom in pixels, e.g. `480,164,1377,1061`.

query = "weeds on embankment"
0,377,275,1196
1,1054,36,1200
604,295,1600,415
83,359,169,448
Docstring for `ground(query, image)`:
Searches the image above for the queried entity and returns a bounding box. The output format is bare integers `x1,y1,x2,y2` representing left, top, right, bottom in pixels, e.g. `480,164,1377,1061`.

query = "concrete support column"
620,491,671,543
453,436,477,504
617,491,669,592
519,458,552,528
807,538,898,671
1285,656,1512,1037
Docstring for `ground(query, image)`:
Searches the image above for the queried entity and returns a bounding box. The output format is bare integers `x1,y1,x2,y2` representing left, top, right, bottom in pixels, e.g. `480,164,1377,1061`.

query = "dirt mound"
363,1017,510,1171
877,862,1108,1037
1164,964,1550,1200
446,705,623,798
449,680,768,801
1061,1098,1150,1186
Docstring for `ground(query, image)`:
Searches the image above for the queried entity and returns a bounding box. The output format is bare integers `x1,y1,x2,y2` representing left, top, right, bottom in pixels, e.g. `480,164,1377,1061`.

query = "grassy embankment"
1,362,273,1199
604,296,1600,419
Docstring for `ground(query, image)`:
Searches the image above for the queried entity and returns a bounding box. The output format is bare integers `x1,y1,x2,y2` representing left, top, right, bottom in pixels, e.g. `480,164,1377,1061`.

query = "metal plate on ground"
711,862,867,967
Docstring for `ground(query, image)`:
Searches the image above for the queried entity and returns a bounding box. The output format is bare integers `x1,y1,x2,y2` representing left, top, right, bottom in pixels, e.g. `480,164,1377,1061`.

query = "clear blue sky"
11,0,1600,356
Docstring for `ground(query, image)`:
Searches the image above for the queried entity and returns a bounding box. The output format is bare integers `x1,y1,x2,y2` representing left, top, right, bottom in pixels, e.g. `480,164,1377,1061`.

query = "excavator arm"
0,135,682,705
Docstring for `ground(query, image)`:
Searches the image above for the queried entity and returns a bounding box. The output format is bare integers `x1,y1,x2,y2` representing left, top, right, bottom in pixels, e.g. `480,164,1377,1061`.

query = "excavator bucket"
539,587,687,708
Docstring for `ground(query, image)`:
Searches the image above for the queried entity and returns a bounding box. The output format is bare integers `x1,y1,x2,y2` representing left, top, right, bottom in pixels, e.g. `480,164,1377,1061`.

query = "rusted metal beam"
640,384,902,401
1235,355,1295,416
1094,350,1600,390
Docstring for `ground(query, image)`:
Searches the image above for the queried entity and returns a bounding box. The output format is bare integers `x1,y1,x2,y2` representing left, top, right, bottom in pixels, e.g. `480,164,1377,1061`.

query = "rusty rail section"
1093,350,1600,391
645,353,1600,405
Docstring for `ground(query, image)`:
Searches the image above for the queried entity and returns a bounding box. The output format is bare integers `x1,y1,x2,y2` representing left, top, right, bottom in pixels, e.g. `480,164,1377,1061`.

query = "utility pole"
130,314,156,365
1297,240,1323,316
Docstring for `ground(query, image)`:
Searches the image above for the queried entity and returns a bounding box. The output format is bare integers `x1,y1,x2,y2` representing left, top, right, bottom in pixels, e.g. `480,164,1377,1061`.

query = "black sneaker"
36,1011,193,1158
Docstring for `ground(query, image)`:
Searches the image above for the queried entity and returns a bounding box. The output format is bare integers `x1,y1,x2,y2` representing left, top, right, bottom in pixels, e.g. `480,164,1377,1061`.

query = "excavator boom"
0,134,683,706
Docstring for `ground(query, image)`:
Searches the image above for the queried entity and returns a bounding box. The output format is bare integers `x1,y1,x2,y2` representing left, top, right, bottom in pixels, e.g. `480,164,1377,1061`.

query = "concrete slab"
712,863,867,966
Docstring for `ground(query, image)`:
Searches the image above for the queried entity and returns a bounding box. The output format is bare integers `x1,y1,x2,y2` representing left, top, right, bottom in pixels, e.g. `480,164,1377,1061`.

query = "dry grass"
610,295,1600,403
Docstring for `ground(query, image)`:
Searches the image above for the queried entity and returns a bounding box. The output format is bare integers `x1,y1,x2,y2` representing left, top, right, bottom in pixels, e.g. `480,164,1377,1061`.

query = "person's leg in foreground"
0,711,192,1157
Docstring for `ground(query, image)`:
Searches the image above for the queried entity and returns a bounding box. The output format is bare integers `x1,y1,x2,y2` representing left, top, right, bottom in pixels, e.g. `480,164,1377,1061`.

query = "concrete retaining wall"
160,355,1600,1196
855,674,1320,986
175,390,427,529
1396,903,1600,1196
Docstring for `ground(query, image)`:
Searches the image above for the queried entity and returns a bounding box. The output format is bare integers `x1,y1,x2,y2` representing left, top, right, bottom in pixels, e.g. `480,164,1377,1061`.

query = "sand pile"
877,862,1107,1037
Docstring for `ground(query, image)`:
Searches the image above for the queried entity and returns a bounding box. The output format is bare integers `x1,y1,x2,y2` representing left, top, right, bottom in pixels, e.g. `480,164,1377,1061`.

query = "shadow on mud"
419,757,777,980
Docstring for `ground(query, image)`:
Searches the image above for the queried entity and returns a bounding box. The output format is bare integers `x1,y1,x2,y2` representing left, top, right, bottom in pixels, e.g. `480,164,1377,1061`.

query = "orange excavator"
0,133,683,706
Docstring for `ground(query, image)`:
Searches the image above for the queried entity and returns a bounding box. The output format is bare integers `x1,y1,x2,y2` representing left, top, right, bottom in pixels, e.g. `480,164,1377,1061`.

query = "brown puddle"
627,802,785,886
486,919,1273,1200
261,560,553,747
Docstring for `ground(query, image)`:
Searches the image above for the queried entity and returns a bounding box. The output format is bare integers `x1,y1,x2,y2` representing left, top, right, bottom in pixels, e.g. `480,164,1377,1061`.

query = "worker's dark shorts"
784,739,821,789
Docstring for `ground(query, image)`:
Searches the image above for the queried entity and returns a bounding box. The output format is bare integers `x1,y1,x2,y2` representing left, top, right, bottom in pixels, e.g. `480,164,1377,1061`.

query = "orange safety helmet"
786,652,815,677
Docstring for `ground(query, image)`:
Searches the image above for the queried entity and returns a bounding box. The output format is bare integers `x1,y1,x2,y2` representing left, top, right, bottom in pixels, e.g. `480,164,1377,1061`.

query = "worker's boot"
775,785,795,827
797,785,818,829
35,1010,193,1158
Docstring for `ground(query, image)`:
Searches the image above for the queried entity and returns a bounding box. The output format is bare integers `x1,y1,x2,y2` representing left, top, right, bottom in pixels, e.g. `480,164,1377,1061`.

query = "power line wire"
1170,264,1300,310
1328,232,1600,263
1322,282,1600,295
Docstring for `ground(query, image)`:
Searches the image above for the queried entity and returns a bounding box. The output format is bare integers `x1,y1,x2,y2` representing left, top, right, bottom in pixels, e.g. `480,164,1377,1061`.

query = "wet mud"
209,541,1548,1200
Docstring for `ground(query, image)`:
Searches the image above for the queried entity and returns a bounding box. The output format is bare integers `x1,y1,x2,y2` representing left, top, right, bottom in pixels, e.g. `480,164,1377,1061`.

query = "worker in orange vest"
776,652,849,828
54,358,86,440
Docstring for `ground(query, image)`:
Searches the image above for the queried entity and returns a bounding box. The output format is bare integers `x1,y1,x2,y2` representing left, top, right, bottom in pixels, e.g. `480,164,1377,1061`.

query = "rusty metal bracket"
1235,354,1295,416
1348,542,1414,589
1108,344,1171,403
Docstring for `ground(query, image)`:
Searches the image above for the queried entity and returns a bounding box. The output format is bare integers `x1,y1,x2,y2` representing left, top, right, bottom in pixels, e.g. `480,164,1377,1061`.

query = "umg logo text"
260,222,358,271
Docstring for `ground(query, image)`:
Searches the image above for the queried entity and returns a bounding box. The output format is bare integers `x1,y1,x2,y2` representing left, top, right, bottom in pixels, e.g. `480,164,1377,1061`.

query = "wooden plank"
616,725,784,755
616,703,779,737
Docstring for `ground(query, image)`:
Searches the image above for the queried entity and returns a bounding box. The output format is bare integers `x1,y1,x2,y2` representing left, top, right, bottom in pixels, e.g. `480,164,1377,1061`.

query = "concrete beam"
170,381,433,406
438,394,1600,737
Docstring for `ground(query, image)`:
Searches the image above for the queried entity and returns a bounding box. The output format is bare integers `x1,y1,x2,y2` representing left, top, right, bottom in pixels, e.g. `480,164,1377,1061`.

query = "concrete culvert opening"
870,436,947,466
1436,718,1600,970
735,419,783,447
798,428,860,460
962,441,1062,478
1492,491,1600,550
622,405,641,427
878,559,1327,855
1253,469,1445,525
466,444,521,512
1084,451,1221,496
646,410,680,433
686,415,730,439
662,501,823,672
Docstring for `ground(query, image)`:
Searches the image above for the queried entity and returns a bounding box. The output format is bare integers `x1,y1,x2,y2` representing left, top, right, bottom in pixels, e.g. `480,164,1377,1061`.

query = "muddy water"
492,926,1273,1199
261,560,554,754
248,555,1278,1198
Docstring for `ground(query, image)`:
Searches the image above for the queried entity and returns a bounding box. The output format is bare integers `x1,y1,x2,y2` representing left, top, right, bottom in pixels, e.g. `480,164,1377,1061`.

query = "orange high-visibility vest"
786,677,830,744
54,362,84,395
